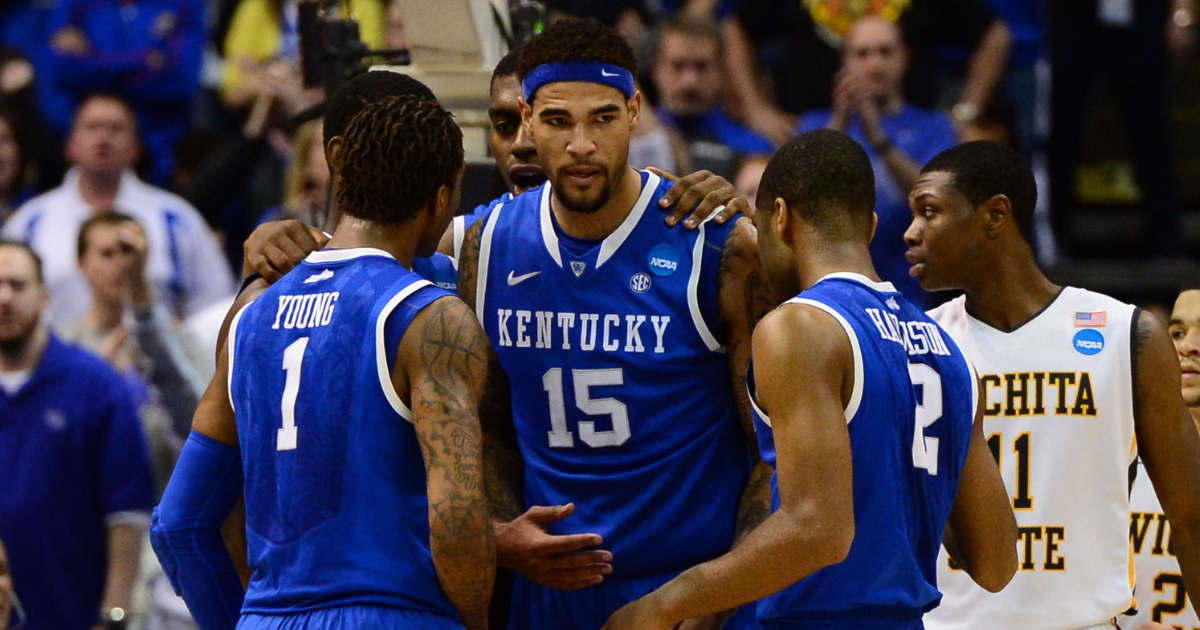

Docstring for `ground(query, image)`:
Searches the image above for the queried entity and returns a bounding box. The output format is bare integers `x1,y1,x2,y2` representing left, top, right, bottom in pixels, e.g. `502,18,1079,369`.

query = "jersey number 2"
910,363,942,475
277,337,309,451
544,368,630,448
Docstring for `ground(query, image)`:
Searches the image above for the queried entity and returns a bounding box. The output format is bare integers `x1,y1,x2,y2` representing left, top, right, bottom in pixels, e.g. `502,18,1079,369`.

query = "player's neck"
798,243,881,291
961,248,1061,332
1190,406,1200,435
325,214,420,269
78,170,122,211
0,324,49,373
551,167,643,241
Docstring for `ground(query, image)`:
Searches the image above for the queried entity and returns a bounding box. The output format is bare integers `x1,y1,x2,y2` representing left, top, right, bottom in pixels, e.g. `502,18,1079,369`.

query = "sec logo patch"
630,273,652,293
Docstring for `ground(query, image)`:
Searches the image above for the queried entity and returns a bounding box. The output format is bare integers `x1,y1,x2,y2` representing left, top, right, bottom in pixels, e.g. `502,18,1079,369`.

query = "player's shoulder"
926,294,968,328
1057,286,1136,313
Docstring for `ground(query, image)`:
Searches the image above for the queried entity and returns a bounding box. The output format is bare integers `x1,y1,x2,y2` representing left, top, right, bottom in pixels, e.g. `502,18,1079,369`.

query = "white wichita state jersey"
925,288,1138,630
1119,460,1199,630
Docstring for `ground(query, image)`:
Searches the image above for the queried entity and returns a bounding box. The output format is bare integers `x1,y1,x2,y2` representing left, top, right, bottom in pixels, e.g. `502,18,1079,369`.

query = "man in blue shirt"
797,16,958,309
650,15,774,178
0,238,155,630
46,0,205,184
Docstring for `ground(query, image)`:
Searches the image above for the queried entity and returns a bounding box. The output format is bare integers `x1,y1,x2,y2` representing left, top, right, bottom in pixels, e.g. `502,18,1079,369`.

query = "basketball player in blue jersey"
150,95,495,630
455,18,775,630
604,130,1018,630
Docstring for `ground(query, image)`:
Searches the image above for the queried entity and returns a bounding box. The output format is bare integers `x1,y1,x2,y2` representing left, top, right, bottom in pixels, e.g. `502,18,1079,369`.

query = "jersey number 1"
277,337,309,451
910,363,942,475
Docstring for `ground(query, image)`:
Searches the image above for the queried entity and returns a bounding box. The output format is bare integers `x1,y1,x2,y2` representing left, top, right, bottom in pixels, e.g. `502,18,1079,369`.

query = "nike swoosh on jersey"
303,269,335,283
507,270,541,286
601,69,619,77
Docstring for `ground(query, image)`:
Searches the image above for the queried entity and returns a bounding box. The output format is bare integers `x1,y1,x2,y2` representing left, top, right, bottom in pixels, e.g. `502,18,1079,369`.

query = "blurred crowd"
0,0,1196,629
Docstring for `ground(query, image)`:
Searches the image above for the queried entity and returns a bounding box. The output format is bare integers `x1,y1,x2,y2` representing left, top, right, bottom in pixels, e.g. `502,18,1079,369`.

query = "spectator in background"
0,239,155,630
255,118,329,228
724,0,1011,144
59,211,205,492
0,47,68,193
1048,0,1193,258
0,105,31,224
798,16,958,308
221,0,383,130
733,154,767,209
0,537,13,630
46,0,205,185
2,93,234,331
650,15,773,179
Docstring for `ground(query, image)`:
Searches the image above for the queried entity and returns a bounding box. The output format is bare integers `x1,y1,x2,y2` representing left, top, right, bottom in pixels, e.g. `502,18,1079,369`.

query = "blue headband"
522,61,635,101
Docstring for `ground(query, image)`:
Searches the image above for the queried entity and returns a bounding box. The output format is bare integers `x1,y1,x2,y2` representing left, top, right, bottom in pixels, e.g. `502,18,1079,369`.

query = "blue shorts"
509,573,758,630
237,605,463,630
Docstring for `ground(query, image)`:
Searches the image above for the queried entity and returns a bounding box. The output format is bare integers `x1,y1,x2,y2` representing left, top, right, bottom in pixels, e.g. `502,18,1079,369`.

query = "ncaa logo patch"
630,273,652,293
1073,329,1105,356
648,244,681,277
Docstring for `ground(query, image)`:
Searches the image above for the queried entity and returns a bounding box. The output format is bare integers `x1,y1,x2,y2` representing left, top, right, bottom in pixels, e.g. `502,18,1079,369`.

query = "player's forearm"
101,523,143,612
428,480,495,630
1167,514,1200,604
733,460,773,543
484,433,525,523
878,147,922,194
652,508,853,623
958,20,1012,114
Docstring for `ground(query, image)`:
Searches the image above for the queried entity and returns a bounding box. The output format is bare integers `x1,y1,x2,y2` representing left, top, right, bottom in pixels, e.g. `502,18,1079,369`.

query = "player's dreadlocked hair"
335,95,463,225
516,18,637,82
323,70,436,147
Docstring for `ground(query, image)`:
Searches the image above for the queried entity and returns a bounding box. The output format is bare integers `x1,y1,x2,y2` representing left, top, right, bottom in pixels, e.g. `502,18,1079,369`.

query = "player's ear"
519,96,533,126
983,194,1012,239
325,136,345,172
773,196,792,244
869,212,879,244
627,90,642,130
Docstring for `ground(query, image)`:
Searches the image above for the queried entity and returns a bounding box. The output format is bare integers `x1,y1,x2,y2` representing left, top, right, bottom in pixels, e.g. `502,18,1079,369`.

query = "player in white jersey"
904,141,1200,630
1120,288,1200,630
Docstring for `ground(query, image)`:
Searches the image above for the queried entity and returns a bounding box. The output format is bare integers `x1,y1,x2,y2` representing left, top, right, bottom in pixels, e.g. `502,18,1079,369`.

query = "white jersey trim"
596,171,660,268
452,215,466,261
226,301,252,413
476,203,503,324
749,380,771,428
305,247,394,264
374,279,435,423
688,213,724,353
789,297,864,423
537,171,662,272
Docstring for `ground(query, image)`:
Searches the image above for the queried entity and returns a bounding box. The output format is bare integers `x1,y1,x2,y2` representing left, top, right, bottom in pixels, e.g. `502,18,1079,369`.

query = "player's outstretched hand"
649,167,751,229
242,220,329,283
495,503,612,590
602,596,675,630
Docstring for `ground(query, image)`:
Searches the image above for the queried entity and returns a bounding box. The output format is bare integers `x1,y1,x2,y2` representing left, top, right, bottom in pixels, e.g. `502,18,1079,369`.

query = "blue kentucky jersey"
228,247,460,621
749,273,976,626
476,171,751,580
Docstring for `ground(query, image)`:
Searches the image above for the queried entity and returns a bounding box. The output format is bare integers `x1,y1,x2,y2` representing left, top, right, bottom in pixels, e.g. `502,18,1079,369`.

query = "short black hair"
77,210,139,260
921,141,1037,244
0,238,43,285
323,70,436,146
335,95,463,225
757,129,875,241
516,17,637,95
74,92,140,138
492,46,521,85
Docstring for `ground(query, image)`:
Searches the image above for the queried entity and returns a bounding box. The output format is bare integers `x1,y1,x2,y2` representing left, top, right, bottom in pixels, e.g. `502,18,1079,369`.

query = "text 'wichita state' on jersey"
926,288,1138,630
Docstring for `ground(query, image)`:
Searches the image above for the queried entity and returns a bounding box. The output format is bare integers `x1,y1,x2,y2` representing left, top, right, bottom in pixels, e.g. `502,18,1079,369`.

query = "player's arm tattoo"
717,218,778,540
457,220,526,524
406,296,495,630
